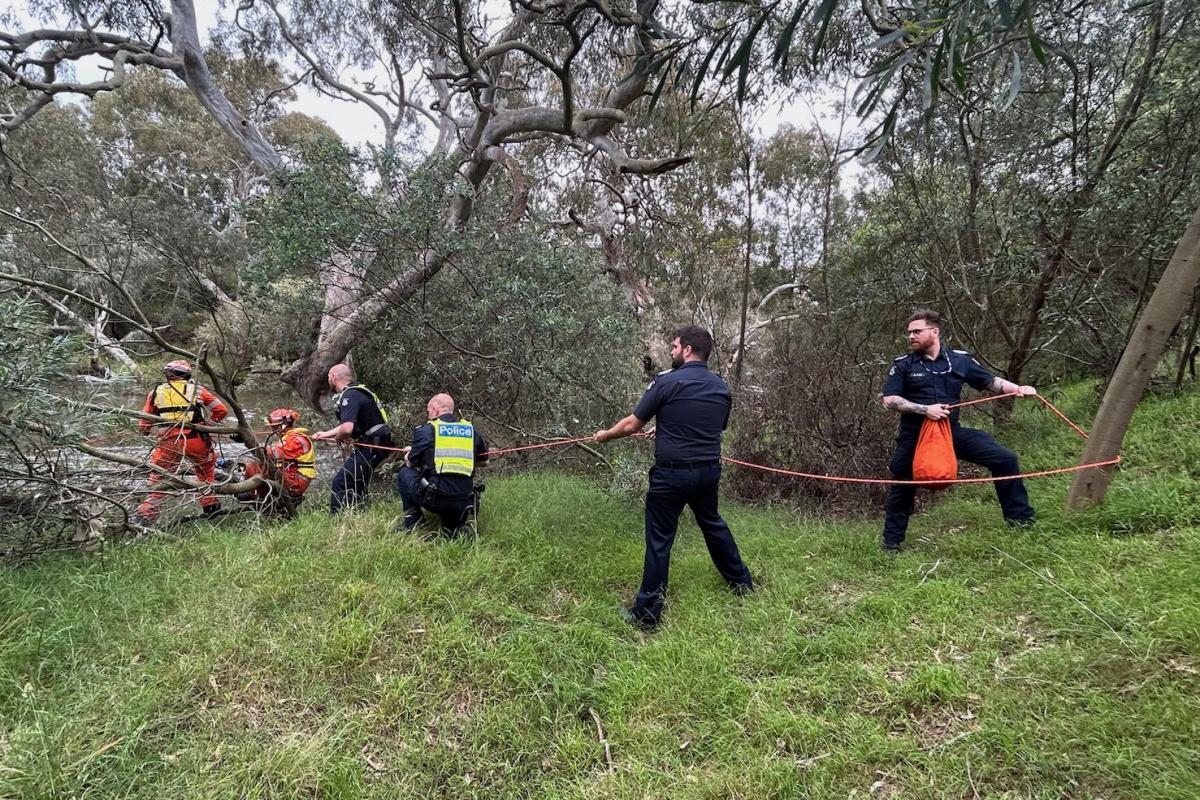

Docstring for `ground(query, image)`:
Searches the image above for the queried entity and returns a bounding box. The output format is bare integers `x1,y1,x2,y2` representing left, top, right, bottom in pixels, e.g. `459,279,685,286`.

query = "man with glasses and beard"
880,309,1037,553
594,325,754,630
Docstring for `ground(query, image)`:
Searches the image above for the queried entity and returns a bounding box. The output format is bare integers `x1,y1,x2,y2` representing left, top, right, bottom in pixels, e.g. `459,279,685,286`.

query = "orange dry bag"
913,418,957,490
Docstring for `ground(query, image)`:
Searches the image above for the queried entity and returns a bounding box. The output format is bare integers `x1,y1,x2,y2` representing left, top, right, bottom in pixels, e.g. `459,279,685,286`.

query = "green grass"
2,386,1199,798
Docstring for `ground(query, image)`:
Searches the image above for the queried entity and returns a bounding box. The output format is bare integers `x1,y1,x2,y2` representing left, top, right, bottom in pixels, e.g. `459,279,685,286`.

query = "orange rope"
945,391,1090,440
340,431,649,456
1033,394,1091,439
724,392,1114,486
720,454,1121,486
946,390,1022,410
104,392,1114,486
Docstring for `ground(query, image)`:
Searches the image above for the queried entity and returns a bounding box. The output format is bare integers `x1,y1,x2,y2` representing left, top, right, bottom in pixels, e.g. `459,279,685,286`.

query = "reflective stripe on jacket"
431,418,475,476
268,427,317,479
152,380,199,423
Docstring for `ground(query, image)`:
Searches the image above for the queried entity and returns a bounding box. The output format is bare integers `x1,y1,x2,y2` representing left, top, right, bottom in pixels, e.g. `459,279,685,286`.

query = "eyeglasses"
906,327,937,337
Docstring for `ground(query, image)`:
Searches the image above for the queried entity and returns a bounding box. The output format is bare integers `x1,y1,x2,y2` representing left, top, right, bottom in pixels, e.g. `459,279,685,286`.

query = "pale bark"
74,441,268,497
1066,203,1200,509
280,0,683,407
32,289,137,370
166,0,282,171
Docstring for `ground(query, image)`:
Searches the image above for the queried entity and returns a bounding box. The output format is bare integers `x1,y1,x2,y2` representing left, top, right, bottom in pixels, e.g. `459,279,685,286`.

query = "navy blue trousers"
882,425,1035,547
395,467,474,533
330,444,390,514
632,464,754,625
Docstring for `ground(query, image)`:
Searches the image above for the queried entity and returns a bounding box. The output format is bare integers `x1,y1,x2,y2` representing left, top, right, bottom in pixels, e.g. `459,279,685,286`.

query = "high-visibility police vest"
275,427,317,479
152,380,199,423
347,384,389,424
431,417,475,476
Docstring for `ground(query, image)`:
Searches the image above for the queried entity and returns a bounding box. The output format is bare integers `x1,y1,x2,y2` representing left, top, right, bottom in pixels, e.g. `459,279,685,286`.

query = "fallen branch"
73,441,270,496
76,402,242,435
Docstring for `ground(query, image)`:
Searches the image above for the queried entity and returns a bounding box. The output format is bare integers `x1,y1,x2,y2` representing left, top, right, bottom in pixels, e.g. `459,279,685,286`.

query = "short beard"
671,354,685,369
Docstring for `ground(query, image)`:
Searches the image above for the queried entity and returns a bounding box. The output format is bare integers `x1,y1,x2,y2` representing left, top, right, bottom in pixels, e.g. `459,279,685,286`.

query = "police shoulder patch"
952,348,982,365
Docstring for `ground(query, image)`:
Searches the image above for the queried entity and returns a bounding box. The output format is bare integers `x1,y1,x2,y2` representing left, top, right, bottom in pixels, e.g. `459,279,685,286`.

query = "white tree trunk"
33,289,138,370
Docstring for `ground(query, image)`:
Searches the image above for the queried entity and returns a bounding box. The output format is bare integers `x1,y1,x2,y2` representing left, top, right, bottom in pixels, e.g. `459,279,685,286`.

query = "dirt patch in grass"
903,706,981,750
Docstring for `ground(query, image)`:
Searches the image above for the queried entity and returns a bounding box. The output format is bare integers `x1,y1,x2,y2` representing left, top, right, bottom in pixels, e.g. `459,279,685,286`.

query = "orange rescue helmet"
267,408,300,428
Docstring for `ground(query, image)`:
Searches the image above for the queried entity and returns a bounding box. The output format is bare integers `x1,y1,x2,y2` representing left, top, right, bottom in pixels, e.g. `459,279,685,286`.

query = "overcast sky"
5,0,868,173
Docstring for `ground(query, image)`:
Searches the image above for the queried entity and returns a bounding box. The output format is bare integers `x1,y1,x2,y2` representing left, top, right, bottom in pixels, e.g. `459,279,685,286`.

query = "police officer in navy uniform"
313,363,393,513
881,310,1037,552
595,325,754,629
396,393,488,537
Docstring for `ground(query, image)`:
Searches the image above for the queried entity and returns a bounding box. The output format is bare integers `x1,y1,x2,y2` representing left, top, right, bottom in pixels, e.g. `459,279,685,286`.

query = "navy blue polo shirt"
338,385,387,441
634,361,732,463
883,348,994,433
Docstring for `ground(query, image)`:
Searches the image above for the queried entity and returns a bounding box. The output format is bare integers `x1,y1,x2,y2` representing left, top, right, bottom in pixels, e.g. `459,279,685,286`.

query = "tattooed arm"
883,396,949,420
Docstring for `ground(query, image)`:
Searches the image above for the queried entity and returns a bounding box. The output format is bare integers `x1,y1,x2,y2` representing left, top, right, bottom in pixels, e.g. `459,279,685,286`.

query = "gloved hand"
229,431,245,444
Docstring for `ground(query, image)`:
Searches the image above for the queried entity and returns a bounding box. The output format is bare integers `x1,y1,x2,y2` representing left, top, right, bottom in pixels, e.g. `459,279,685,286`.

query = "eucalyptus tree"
3,0,698,407
1,56,317,370
5,0,1198,511
681,0,1200,507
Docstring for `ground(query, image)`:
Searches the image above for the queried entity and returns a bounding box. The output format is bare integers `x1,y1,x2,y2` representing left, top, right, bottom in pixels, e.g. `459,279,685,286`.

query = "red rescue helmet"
267,408,299,428
162,359,193,378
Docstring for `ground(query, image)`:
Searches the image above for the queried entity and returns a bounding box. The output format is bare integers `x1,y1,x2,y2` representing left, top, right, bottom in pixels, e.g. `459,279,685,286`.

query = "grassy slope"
2,386,1199,799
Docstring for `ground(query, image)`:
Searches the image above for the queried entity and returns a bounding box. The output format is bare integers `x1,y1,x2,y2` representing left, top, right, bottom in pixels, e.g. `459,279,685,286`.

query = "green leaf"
857,52,915,117
723,2,778,86
854,67,890,116
647,65,672,113
713,28,740,77
646,52,673,76
1027,17,1047,65
771,0,812,69
690,30,731,108
950,34,967,94
1000,50,1022,110
860,107,898,163
725,3,779,102
866,28,906,50
809,0,839,64
998,0,1015,29
929,33,948,96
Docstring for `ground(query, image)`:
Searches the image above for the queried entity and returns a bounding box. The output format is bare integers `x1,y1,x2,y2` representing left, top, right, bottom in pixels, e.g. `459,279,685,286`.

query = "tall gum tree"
3,0,693,406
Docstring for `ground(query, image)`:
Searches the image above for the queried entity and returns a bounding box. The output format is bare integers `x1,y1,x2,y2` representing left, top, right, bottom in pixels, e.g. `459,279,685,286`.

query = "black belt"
655,459,720,469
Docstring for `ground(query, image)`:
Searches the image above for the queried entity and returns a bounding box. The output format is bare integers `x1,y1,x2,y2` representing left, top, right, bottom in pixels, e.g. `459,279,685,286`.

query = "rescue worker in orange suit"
239,408,316,516
135,360,228,524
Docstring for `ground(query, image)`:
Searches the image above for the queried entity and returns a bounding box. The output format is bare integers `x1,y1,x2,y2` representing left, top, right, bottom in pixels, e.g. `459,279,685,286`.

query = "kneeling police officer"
396,393,487,538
